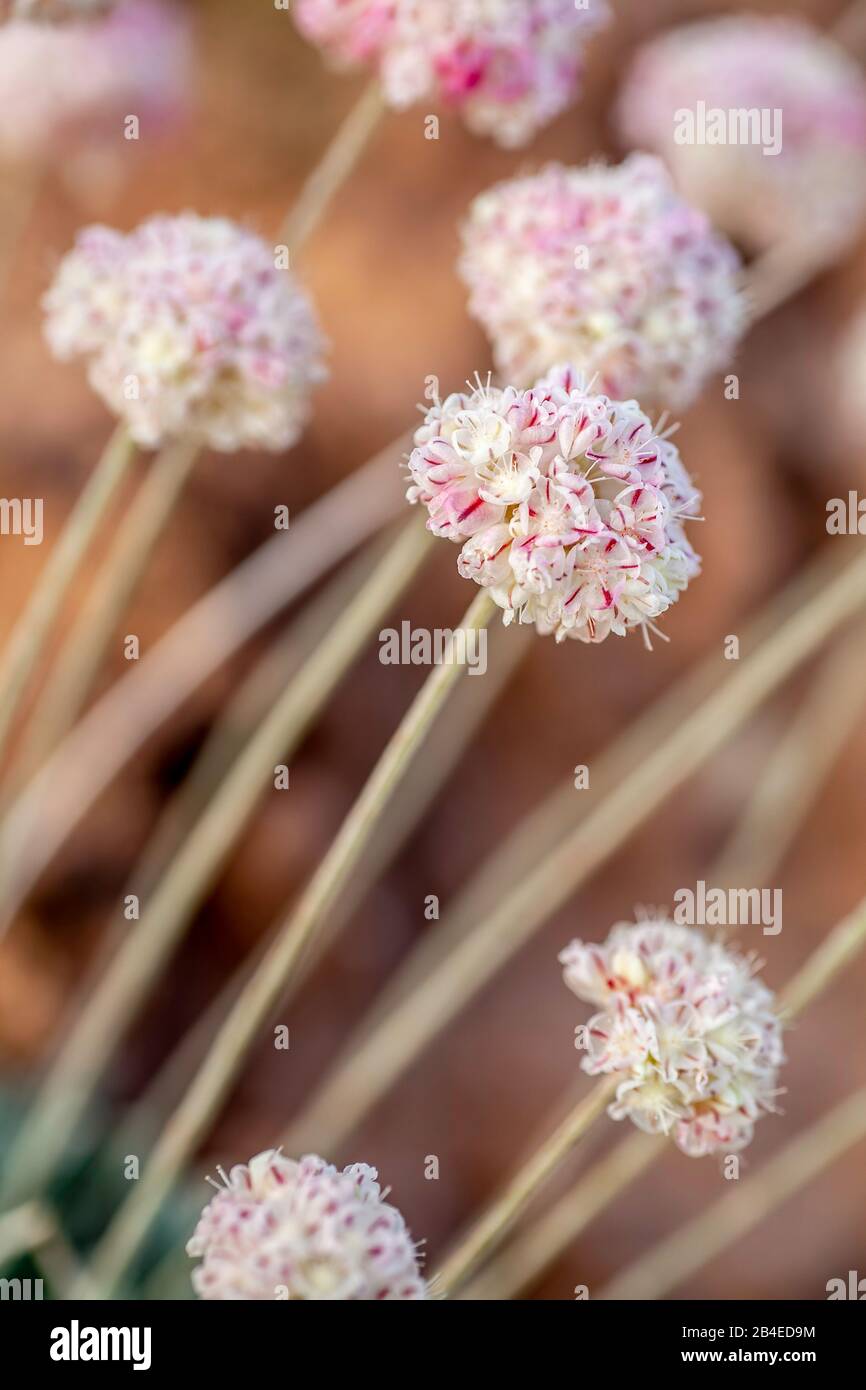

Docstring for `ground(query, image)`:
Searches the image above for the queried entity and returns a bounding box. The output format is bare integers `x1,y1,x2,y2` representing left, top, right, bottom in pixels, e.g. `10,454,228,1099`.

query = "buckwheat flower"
0,0,191,167
616,15,866,259
560,918,785,1156
295,0,611,147
407,365,701,644
186,1150,427,1300
0,0,115,20
459,155,745,408
44,214,328,451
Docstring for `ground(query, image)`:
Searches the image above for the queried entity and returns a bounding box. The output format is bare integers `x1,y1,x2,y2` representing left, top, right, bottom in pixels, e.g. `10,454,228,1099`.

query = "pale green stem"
711,625,866,886
433,1079,619,1297
470,896,866,1301
777,897,866,1021
1,81,383,777
599,1084,866,1301
15,539,393,1161
278,81,385,254
129,534,394,904
0,430,409,933
0,516,434,1208
9,437,199,781
120,619,530,1145
76,587,496,1297
0,424,136,767
458,1131,666,1301
281,543,866,1158
0,1199,56,1267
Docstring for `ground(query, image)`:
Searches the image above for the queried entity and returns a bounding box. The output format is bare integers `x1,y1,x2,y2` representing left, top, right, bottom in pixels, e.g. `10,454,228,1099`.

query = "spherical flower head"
0,0,191,165
459,155,745,409
43,214,328,452
407,365,701,644
560,918,784,1156
615,15,866,260
295,0,611,147
186,1150,427,1300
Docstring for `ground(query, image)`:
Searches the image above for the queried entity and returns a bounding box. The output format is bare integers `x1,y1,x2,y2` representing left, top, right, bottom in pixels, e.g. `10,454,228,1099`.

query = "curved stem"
0,516,433,1209
471,896,866,1301
0,431,409,934
111,619,529,1163
9,437,198,782
433,1078,618,1297
281,544,866,1159
0,424,136,768
279,81,385,254
458,1131,665,1301
76,587,496,1296
599,1084,866,1301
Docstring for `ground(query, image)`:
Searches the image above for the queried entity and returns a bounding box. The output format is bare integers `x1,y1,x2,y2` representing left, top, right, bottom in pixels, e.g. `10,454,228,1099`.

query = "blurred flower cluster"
0,0,190,170
617,14,866,259
296,0,610,146
187,1150,427,1300
408,364,701,643
459,154,745,408
560,919,785,1156
44,213,328,451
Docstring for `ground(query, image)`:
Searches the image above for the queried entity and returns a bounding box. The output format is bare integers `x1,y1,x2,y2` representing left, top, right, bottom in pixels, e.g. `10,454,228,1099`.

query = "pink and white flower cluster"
44,214,327,451
407,366,701,644
295,0,610,147
0,0,190,165
560,919,784,1156
187,1150,427,1300
0,0,115,19
616,15,866,259
459,155,744,409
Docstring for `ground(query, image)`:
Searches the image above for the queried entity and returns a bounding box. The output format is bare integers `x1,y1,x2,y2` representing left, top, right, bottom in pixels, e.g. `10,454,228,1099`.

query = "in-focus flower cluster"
0,0,115,20
560,919,784,1156
616,15,866,259
44,213,328,451
0,0,189,166
187,1150,427,1300
295,0,611,147
407,366,701,643
459,155,744,410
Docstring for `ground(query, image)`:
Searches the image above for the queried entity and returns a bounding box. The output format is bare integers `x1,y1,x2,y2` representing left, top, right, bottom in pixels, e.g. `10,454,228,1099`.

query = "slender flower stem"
0,423,136,768
278,81,385,254
0,515,434,1209
17,540,394,1164
110,622,529,1171
129,534,395,903
433,1079,619,1297
470,896,866,1301
0,1199,56,1267
776,896,866,1021
459,1132,666,1300
282,543,866,1158
711,626,866,885
75,587,497,1296
0,164,41,307
599,1083,866,1301
9,437,199,781
0,430,410,933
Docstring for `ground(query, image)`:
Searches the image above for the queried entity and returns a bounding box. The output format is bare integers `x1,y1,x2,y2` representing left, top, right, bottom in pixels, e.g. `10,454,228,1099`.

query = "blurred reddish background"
0,0,864,1298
